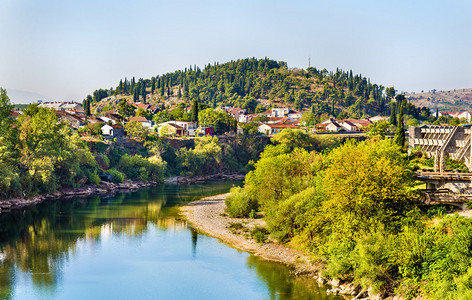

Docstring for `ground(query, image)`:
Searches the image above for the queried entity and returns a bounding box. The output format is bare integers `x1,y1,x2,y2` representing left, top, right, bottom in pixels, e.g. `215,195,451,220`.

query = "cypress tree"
141,84,146,101
394,98,406,148
191,99,199,125
390,102,397,126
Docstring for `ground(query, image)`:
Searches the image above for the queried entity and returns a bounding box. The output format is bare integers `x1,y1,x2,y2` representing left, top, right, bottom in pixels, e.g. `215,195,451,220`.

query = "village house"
39,101,84,112
340,120,358,132
158,121,197,136
342,118,372,129
369,115,389,123
258,123,298,135
56,111,86,130
325,120,343,132
101,124,124,139
157,123,185,136
9,111,21,119
238,114,257,123
129,116,153,128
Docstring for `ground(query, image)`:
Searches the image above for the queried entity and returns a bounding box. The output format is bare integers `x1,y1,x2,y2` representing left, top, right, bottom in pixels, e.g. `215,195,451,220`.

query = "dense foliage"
229,132,472,299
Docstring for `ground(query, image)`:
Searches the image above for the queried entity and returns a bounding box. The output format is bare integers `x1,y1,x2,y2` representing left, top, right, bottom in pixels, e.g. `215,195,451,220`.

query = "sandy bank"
180,193,321,275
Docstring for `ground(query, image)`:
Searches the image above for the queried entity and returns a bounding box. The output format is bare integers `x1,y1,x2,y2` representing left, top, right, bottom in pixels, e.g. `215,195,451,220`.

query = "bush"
251,226,269,243
88,170,101,186
105,168,125,184
225,187,258,218
117,154,166,182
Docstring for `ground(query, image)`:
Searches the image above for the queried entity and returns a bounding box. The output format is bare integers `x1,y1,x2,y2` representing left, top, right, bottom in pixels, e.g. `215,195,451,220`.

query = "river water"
0,182,341,300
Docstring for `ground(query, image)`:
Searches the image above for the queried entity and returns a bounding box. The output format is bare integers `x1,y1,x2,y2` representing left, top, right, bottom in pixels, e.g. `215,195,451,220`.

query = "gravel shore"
180,193,321,275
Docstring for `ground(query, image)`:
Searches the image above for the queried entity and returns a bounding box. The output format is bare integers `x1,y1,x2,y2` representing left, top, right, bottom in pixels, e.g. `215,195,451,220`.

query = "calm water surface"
0,182,341,300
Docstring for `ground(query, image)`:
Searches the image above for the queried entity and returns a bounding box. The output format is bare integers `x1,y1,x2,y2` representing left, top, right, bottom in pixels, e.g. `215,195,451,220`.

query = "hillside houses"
39,101,84,113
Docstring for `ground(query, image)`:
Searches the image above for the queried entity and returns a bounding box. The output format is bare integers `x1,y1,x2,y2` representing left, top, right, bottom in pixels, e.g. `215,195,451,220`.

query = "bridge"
410,125,472,207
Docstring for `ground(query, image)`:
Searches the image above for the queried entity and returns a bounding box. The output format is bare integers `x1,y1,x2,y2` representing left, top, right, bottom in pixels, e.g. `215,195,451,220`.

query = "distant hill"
407,88,472,112
87,57,416,120
6,88,54,104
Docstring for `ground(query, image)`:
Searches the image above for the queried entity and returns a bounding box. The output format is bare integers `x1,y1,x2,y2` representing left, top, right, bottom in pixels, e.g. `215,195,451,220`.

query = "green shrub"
225,187,258,218
251,226,269,243
88,170,101,186
228,222,244,230
117,154,166,182
105,168,125,184
93,141,109,154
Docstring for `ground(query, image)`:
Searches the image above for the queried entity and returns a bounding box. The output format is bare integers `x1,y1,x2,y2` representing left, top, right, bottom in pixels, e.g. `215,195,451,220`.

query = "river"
0,182,341,300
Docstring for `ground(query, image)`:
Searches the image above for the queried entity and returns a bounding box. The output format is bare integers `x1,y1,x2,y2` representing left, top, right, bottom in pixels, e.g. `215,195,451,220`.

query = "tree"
135,107,151,119
390,102,397,126
0,88,14,138
385,86,395,101
191,99,199,124
125,121,149,141
117,99,136,119
367,120,390,139
85,95,92,116
394,95,406,148
198,108,237,133
271,129,316,151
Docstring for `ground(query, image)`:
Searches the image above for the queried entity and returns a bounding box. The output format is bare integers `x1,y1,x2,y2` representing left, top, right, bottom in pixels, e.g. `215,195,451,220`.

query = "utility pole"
308,56,311,68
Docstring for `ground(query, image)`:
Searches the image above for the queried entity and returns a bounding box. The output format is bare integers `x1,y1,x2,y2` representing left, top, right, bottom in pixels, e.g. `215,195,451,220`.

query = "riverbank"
181,194,367,298
0,173,245,216
0,180,158,214
180,193,415,300
181,193,321,274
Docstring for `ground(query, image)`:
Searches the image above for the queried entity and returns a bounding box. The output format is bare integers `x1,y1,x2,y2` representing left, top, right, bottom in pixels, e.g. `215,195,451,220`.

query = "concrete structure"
410,125,472,207
409,125,472,172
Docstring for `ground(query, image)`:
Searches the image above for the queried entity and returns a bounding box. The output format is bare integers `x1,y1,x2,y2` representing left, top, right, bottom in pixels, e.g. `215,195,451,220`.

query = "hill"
86,58,399,119
407,88,472,112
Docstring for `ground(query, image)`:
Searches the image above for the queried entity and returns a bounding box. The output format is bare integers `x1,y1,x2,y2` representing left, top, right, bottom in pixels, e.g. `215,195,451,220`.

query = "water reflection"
0,183,235,299
0,182,340,300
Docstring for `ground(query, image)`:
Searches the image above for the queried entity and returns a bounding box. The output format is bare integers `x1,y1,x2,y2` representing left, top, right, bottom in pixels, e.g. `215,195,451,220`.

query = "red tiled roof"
129,117,148,122
264,123,298,129
342,119,372,127
166,123,184,129
10,111,20,118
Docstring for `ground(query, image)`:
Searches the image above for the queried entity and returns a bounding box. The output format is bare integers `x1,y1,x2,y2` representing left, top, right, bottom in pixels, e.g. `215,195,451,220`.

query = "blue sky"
1,0,471,103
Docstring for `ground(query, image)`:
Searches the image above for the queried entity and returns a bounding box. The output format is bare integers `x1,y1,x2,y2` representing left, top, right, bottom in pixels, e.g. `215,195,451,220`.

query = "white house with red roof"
129,116,153,128
325,120,343,132
257,123,298,135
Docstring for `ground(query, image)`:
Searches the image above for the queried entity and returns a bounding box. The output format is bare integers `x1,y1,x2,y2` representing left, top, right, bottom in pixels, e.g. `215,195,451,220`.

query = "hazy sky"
1,0,471,102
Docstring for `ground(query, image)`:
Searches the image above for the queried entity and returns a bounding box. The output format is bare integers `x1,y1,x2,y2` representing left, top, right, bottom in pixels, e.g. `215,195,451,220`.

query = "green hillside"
87,58,397,119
